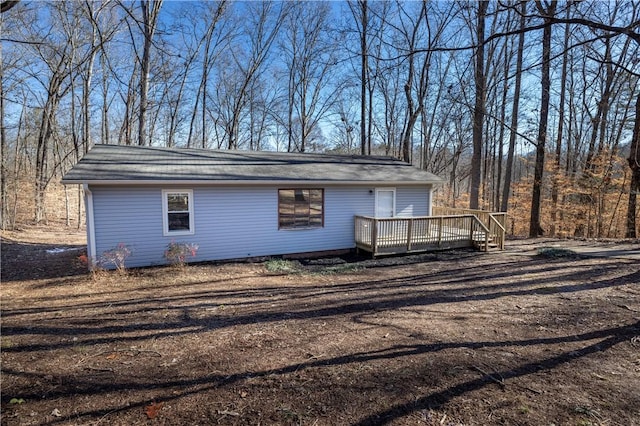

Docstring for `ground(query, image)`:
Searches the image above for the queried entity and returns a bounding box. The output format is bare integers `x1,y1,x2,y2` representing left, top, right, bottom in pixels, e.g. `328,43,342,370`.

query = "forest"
1,0,639,239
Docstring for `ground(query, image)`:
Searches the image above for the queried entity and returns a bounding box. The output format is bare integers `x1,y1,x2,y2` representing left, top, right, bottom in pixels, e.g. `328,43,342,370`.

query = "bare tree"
549,1,571,235
347,0,368,155
216,2,286,150
1,3,34,229
469,1,489,209
280,2,340,153
396,1,455,164
627,95,640,238
181,1,228,148
31,4,78,223
0,53,8,229
137,0,162,146
529,0,556,237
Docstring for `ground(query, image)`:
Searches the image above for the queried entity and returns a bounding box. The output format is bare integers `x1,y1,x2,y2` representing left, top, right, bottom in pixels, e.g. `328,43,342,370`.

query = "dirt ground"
1,226,639,426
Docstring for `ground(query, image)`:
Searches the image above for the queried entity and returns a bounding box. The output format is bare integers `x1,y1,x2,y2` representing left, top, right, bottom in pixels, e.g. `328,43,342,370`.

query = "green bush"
536,247,578,258
264,259,300,273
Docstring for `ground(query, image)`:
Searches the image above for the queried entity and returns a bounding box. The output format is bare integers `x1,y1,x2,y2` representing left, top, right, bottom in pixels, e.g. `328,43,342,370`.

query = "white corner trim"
83,184,97,268
428,187,434,216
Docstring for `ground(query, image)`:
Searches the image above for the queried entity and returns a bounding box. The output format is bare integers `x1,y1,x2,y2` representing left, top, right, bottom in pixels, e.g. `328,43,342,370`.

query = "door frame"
375,188,396,218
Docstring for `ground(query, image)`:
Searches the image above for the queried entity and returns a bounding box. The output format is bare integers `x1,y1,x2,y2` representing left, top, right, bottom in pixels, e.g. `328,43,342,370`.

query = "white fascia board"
62,179,443,186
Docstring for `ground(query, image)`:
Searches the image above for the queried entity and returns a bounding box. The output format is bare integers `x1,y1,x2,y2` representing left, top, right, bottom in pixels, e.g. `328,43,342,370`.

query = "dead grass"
1,228,639,426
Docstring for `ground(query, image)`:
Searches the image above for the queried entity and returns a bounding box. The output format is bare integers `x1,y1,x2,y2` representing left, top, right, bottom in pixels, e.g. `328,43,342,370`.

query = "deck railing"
355,214,493,256
432,206,506,250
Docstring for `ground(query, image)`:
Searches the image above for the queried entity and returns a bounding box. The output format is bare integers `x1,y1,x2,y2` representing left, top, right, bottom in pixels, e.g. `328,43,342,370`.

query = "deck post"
406,218,413,252
437,216,443,246
372,218,378,256
469,217,473,241
484,221,489,252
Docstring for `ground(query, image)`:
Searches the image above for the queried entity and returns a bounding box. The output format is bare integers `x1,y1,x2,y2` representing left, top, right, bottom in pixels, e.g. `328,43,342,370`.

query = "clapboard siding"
92,187,165,267
396,186,430,217
91,185,424,268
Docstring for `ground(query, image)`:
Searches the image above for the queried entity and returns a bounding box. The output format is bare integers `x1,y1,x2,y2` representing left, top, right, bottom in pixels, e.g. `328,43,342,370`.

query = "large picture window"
162,189,194,236
278,189,324,229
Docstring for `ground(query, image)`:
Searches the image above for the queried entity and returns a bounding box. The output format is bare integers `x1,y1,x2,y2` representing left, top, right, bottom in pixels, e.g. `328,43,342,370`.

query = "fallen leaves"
145,402,163,419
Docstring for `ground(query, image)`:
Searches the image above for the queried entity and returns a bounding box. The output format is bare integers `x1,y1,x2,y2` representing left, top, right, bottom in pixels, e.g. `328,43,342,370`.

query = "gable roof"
62,144,443,186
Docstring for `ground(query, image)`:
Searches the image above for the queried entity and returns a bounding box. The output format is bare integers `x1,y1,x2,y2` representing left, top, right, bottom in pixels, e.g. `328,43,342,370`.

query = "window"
278,189,324,229
162,190,194,236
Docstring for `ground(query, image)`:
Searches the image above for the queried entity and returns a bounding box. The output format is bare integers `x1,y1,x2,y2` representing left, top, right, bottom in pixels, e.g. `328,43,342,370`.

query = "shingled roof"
62,144,443,185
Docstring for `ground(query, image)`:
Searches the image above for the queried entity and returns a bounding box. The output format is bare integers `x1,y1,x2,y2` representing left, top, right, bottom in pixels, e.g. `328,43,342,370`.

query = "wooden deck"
355,208,506,257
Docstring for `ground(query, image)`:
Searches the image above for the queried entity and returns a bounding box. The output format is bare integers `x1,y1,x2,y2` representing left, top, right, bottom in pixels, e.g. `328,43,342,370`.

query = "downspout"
83,183,97,269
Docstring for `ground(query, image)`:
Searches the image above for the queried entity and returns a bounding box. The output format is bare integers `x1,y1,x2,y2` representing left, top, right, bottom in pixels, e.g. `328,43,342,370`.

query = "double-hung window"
278,189,324,229
162,189,194,236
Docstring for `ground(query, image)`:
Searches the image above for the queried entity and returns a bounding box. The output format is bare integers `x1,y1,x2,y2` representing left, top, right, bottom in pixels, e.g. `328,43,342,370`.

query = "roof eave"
61,178,444,186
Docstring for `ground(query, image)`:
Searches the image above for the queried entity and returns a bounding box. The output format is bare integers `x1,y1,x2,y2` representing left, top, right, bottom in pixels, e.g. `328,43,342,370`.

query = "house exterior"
62,144,443,268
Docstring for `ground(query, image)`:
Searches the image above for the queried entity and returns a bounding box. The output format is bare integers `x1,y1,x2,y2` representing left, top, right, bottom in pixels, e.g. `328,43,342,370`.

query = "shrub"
264,259,300,273
164,241,199,266
536,247,579,258
98,243,132,272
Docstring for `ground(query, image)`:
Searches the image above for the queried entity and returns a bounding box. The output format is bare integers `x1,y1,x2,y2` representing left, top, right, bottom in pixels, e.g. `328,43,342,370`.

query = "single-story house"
62,144,444,268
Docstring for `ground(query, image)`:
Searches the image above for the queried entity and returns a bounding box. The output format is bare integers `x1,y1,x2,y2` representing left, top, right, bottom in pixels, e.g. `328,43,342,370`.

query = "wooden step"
473,238,499,251
475,242,499,249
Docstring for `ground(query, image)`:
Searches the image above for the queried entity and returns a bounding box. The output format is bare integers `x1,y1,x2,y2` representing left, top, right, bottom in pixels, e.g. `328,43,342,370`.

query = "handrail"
469,215,491,252
354,213,504,256
488,213,506,250
434,207,507,250
356,214,472,220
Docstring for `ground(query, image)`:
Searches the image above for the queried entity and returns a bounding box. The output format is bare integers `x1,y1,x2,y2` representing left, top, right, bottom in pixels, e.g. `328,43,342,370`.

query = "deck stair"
470,228,500,251
473,236,499,251
434,207,506,252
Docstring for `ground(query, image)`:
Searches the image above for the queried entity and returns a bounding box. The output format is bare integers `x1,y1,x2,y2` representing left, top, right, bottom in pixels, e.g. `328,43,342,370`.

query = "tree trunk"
501,0,526,213
138,0,163,147
469,0,488,209
120,62,138,145
626,93,640,238
360,0,367,156
494,31,511,211
551,5,570,235
201,19,216,149
101,52,109,146
138,1,150,146
187,79,201,148
584,39,614,171
0,70,7,229
529,1,556,237
35,70,64,224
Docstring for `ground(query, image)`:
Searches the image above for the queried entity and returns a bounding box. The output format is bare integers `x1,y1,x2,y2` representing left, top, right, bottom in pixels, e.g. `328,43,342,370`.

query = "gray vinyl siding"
396,186,430,217
92,187,165,267
90,184,431,268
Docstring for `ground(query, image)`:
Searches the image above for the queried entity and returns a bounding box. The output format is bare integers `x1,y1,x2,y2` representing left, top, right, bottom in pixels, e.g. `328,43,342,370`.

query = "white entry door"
375,188,395,217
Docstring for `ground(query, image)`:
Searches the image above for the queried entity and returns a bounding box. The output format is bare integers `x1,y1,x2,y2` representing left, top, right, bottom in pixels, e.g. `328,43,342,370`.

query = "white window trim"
375,188,396,218
162,189,195,236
